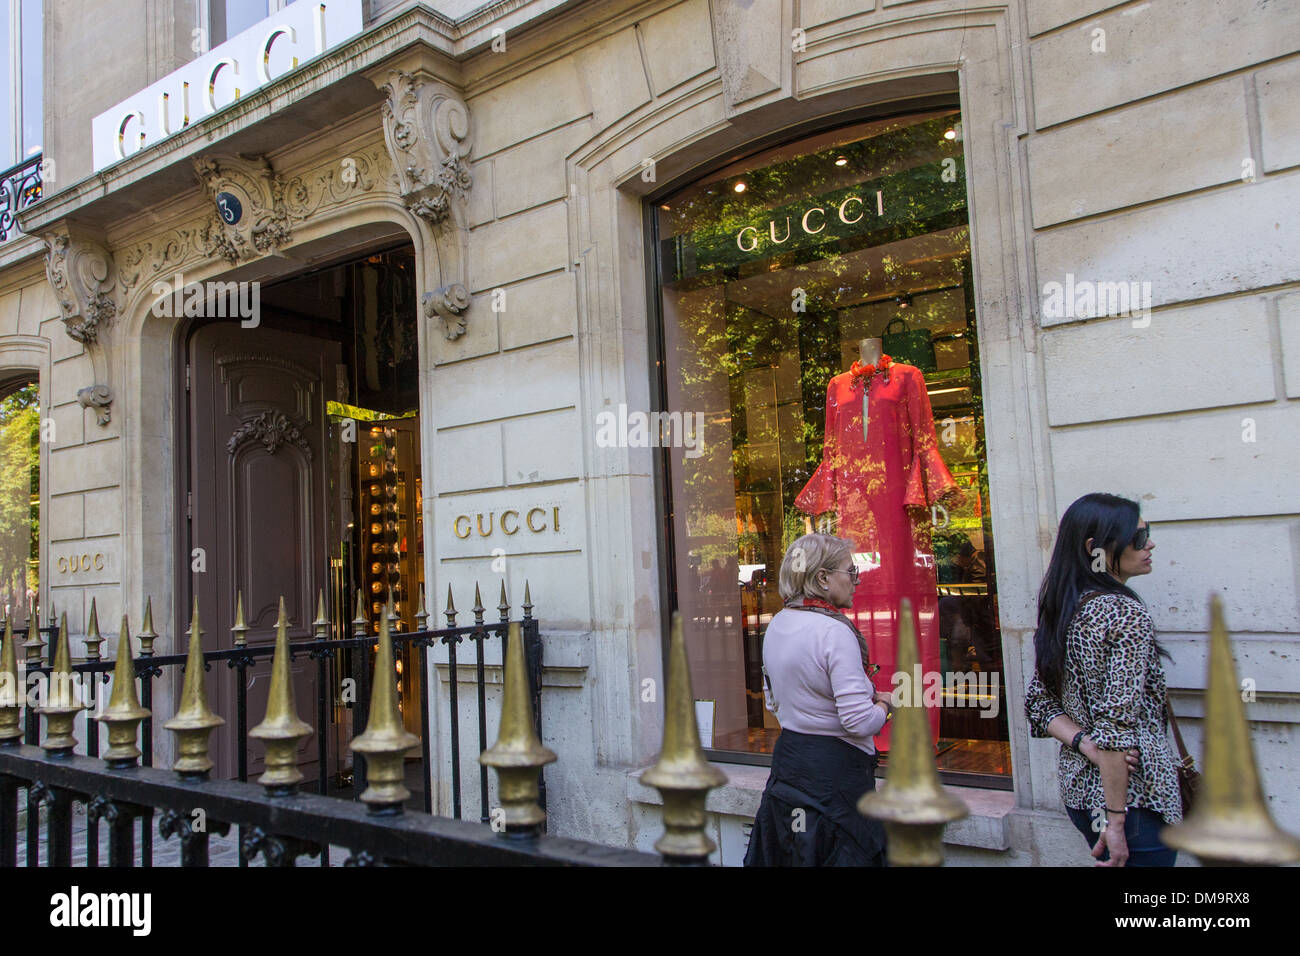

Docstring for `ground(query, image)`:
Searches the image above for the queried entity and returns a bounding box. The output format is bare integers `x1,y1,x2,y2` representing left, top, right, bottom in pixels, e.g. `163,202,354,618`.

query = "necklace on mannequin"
850,354,893,388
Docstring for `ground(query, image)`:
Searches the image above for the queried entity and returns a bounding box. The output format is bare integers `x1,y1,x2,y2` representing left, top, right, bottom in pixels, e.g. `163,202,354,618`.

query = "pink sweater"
763,608,888,755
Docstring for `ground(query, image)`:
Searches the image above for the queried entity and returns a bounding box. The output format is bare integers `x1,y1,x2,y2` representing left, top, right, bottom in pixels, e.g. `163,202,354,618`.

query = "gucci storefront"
651,110,1011,782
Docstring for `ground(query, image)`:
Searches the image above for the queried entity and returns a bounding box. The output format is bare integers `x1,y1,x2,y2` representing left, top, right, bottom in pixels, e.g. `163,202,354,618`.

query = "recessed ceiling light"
734,182,746,193
835,156,848,166
944,128,957,140
660,204,671,210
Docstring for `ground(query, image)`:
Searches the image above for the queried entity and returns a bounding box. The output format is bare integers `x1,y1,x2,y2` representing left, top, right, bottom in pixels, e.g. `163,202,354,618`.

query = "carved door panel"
188,323,339,782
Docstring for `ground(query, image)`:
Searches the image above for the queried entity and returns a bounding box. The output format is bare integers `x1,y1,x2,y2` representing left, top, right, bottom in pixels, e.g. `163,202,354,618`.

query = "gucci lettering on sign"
736,191,883,253
57,553,106,574
90,0,364,171
454,508,561,539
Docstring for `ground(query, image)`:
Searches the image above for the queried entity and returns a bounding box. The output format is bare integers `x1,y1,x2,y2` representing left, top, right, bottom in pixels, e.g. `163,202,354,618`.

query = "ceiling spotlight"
944,128,957,141
734,181,746,193
660,204,671,210
835,155,848,166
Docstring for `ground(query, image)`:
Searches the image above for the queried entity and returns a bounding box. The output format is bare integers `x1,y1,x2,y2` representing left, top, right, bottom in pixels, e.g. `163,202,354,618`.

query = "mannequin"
859,336,883,365
795,340,961,750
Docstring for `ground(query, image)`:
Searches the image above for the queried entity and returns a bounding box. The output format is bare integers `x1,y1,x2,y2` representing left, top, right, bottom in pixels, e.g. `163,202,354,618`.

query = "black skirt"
743,730,887,867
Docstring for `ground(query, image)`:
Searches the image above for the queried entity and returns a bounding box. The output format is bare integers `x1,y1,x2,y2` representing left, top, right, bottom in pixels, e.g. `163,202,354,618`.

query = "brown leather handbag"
1166,693,1201,814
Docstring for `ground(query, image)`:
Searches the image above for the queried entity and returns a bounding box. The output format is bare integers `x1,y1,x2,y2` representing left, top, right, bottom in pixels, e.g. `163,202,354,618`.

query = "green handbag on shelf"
881,317,937,371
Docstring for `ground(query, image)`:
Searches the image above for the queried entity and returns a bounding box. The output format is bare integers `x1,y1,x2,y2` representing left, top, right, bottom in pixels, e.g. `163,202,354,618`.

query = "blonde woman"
744,533,894,866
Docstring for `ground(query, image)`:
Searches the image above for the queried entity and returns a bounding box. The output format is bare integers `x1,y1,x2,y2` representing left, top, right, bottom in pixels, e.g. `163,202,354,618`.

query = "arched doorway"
180,243,425,796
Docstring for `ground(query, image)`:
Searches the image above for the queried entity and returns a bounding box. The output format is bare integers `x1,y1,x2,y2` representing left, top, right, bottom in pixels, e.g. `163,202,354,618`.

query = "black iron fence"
0,584,547,866
0,591,731,867
0,154,43,244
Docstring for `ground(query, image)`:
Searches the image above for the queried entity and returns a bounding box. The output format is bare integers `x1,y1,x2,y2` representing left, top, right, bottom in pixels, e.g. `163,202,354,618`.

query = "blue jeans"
1065,806,1178,867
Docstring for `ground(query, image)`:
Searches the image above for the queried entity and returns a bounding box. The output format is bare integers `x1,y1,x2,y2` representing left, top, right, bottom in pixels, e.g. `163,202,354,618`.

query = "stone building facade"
0,0,1296,865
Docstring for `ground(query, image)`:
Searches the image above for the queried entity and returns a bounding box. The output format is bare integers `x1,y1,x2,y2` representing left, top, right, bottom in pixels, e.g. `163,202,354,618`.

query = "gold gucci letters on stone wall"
453,508,560,539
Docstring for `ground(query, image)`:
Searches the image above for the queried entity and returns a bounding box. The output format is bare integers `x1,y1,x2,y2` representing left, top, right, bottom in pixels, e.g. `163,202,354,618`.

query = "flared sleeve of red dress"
900,364,961,510
794,378,840,516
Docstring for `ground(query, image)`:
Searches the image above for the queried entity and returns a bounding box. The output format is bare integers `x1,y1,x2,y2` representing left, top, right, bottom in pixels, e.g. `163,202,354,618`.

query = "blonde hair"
779,533,854,602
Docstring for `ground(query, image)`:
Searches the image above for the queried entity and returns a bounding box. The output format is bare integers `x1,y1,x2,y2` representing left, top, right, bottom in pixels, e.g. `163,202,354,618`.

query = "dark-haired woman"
1025,492,1182,867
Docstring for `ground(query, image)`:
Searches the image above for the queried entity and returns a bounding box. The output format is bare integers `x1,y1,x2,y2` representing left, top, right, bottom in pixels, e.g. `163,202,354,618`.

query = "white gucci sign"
91,0,363,172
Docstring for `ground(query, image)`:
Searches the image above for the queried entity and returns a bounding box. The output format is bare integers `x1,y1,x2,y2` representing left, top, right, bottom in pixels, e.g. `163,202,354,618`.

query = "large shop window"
653,110,1010,784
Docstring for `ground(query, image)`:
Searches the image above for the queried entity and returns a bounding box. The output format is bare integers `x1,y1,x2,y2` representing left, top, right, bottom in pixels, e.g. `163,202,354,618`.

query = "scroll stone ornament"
46,233,117,343
44,230,117,424
380,70,474,228
422,283,471,340
77,385,113,427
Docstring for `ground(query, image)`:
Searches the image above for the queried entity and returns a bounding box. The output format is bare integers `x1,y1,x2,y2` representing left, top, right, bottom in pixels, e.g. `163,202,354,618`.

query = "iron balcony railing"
0,154,43,244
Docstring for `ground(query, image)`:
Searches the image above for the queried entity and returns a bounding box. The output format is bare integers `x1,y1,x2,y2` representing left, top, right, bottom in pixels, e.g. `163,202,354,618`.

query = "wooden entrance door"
187,322,340,782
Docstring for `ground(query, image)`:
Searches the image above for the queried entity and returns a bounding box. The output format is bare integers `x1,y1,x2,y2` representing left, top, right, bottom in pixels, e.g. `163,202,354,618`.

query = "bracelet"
1070,730,1086,753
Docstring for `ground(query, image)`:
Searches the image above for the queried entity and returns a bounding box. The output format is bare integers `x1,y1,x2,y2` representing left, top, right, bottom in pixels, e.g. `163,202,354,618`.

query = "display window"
652,109,1010,783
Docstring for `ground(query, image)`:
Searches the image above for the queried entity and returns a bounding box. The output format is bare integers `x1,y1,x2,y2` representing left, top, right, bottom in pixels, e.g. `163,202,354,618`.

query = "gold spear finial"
21,599,45,663
414,586,429,631
352,588,368,638
84,598,105,662
480,622,556,834
640,612,727,862
250,597,314,795
386,585,399,632
312,590,329,640
99,615,150,767
0,618,22,742
231,591,249,647
859,598,968,865
163,597,225,778
349,610,419,810
1161,595,1300,865
38,612,87,755
137,597,158,656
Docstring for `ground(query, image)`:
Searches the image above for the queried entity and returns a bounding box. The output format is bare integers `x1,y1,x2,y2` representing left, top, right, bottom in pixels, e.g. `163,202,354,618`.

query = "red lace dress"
795,362,960,751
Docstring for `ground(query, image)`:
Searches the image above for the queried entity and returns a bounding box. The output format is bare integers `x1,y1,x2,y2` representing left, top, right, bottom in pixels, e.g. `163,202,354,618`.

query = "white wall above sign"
91,0,363,172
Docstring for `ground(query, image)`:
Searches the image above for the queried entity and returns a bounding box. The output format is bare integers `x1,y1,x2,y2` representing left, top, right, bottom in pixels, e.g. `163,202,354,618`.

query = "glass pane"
211,0,269,46
21,0,41,157
656,111,1010,779
0,383,40,619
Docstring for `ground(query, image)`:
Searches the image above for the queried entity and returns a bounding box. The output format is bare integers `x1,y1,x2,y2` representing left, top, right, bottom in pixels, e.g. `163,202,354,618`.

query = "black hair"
1032,492,1164,697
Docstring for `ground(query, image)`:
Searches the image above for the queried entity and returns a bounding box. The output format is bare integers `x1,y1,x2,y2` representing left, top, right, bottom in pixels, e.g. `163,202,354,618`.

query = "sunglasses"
1131,525,1152,550
824,567,860,584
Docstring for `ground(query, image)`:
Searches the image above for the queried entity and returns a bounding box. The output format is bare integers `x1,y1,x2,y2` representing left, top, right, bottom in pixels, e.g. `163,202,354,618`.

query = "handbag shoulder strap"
1165,691,1193,762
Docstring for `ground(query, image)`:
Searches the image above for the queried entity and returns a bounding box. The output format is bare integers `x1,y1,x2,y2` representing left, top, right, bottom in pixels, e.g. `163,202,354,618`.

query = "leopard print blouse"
1025,591,1182,823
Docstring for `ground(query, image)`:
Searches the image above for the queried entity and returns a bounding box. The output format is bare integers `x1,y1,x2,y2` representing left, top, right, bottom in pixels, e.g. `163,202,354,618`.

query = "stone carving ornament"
193,155,293,264
45,232,116,345
380,71,473,228
422,283,470,340
119,144,387,296
379,70,475,341
226,410,313,459
43,228,118,424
